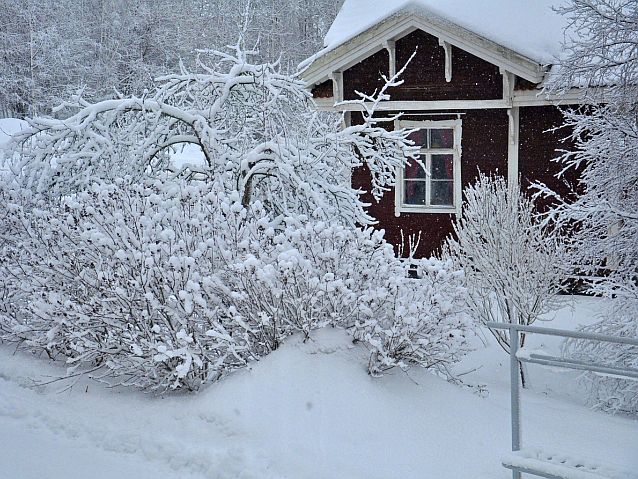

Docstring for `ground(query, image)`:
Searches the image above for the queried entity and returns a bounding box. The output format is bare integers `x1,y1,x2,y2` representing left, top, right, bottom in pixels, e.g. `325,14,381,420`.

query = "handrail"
485,321,637,479
486,322,638,346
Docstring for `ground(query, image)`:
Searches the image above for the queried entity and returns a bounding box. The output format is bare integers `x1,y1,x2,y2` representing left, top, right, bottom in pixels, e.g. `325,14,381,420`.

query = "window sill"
395,205,459,215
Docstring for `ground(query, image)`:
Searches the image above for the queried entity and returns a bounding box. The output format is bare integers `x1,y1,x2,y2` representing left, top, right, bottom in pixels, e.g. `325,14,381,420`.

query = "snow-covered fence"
487,322,638,479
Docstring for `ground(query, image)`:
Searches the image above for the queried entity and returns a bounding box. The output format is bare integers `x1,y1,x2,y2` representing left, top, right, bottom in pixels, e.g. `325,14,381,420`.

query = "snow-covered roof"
325,0,567,65
301,0,569,85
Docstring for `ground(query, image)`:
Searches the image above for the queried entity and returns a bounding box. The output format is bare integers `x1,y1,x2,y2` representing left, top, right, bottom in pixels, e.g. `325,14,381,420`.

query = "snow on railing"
486,321,638,479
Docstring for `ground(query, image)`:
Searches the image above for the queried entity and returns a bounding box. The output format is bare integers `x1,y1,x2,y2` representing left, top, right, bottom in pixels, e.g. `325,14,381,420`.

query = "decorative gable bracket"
501,69,515,106
384,40,397,77
328,71,344,103
438,39,453,82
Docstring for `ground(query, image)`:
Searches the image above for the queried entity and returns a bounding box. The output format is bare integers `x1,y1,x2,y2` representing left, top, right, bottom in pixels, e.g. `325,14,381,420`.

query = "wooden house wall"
352,109,509,258
343,30,503,101
343,49,390,100
519,106,578,210
328,29,576,258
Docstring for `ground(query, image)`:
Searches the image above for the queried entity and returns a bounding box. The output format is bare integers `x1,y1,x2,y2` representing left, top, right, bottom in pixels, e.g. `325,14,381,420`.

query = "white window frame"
394,119,462,216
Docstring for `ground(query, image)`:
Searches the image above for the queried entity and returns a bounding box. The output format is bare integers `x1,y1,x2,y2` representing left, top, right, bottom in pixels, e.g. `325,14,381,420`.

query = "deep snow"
0,296,636,478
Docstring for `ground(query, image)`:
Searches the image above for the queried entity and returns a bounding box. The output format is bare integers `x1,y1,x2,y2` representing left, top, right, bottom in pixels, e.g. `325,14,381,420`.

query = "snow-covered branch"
9,46,416,225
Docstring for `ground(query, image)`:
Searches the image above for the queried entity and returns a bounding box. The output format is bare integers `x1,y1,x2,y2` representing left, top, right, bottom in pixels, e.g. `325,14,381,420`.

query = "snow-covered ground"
0,296,636,478
0,118,26,141
0,117,27,172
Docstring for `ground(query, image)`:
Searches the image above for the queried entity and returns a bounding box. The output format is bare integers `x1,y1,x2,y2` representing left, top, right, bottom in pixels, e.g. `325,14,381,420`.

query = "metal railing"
486,321,638,479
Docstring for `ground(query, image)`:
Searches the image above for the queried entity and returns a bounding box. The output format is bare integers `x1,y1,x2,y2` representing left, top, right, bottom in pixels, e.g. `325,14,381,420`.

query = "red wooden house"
301,0,582,257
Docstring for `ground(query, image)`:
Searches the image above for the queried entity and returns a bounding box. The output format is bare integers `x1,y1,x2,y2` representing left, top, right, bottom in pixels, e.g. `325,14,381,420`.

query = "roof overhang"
301,8,548,87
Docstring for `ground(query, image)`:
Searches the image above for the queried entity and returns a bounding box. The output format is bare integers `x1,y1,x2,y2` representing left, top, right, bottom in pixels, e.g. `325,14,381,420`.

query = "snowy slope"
323,0,568,64
0,118,26,146
0,118,27,170
0,296,636,479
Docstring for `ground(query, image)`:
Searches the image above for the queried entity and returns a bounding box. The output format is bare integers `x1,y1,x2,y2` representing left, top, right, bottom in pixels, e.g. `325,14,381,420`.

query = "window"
395,119,462,215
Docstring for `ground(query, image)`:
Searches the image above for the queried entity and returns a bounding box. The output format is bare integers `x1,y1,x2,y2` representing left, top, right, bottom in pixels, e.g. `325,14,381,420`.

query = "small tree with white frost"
542,0,638,414
444,174,566,387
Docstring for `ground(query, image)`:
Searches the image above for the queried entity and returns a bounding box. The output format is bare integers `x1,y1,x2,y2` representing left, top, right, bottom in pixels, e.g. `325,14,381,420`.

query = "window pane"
431,154,453,180
430,129,454,149
404,156,427,179
407,129,428,147
404,180,426,205
431,180,454,206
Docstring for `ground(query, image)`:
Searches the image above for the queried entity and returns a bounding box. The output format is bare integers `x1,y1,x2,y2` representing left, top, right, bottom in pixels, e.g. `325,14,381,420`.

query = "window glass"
431,154,453,180
404,156,427,179
407,129,428,147
430,181,454,206
430,128,454,149
404,180,426,205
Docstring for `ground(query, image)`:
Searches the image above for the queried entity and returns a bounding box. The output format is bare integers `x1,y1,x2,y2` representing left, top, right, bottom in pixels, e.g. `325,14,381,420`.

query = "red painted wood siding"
519,106,578,210
312,28,576,258
389,30,503,101
352,109,509,258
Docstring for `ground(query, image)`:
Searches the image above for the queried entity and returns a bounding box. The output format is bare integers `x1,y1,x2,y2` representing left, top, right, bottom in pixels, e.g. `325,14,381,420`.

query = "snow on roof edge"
301,0,568,76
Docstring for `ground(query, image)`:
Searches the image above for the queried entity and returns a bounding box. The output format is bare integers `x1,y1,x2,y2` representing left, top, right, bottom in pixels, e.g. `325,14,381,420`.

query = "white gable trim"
302,9,547,88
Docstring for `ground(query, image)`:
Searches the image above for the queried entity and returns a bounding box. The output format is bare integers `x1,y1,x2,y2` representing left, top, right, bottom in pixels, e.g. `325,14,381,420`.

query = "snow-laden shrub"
0,177,254,390
217,220,398,346
353,258,469,377
0,176,30,328
562,298,638,417
444,174,566,386
219,220,471,377
0,177,470,390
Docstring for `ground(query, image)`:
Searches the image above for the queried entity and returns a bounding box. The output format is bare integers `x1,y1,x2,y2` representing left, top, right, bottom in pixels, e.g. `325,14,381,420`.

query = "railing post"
510,325,522,479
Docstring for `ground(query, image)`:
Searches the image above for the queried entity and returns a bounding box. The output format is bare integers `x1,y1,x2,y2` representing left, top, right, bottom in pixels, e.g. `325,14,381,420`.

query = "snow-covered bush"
444,174,566,386
0,178,253,390
353,258,469,377
562,299,638,416
0,174,470,390
220,221,471,377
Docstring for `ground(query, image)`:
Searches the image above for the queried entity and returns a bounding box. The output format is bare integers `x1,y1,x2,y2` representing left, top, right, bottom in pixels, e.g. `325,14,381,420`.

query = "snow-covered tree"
541,0,637,301
445,174,566,387
0,0,343,116
542,0,638,414
9,43,415,226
